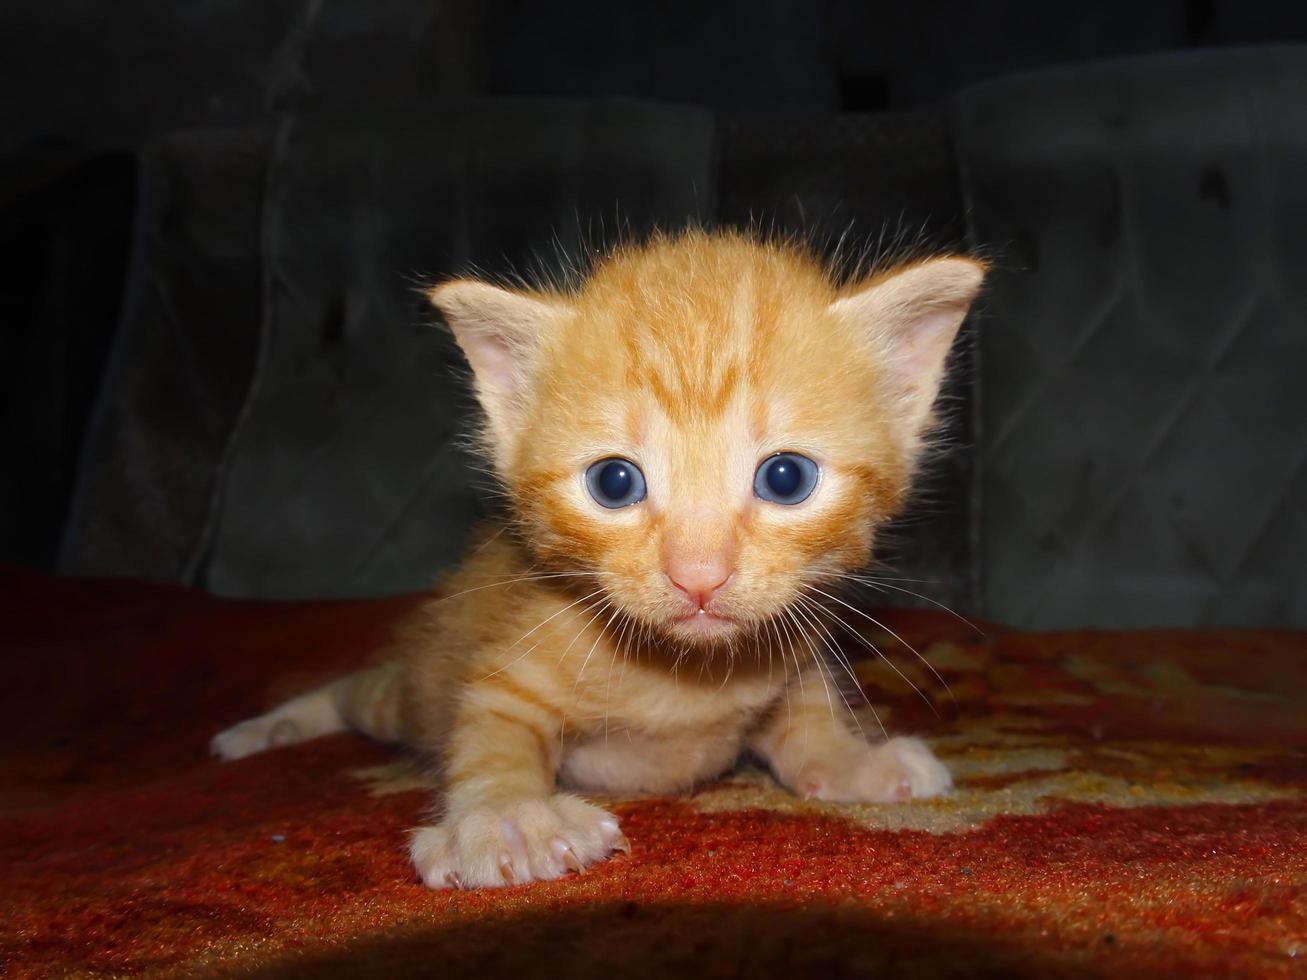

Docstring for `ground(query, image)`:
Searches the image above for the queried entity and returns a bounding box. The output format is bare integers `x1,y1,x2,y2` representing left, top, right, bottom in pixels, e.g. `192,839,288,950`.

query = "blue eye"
754,453,819,505
585,458,647,508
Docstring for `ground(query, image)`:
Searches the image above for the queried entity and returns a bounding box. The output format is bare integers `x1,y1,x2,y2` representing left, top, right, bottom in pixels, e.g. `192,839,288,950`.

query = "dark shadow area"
0,146,135,568
235,898,1103,980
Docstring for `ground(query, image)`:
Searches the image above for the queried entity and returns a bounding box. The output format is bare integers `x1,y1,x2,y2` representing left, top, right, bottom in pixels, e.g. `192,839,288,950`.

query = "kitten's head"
430,231,984,647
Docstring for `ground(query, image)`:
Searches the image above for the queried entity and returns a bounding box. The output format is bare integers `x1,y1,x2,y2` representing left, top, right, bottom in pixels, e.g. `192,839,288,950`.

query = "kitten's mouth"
669,608,740,640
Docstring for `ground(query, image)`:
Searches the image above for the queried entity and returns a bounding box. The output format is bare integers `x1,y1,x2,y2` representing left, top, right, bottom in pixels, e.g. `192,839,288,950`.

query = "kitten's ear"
831,256,986,438
427,280,572,453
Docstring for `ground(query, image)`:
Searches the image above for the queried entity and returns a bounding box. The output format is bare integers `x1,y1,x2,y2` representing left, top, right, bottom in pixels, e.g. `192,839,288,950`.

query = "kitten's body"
214,232,984,889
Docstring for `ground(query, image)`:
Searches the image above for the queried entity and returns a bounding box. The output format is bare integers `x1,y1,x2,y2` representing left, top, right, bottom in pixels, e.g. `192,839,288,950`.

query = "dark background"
3,1,1305,628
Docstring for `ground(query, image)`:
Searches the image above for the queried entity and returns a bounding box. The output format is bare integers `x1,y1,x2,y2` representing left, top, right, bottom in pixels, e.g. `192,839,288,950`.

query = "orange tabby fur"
212,230,986,889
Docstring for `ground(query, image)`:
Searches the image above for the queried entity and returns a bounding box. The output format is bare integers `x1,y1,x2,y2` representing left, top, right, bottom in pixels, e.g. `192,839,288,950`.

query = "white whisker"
790,598,867,738
805,585,954,705
784,606,836,723
836,574,984,636
436,570,594,605
801,589,935,715
603,610,635,741
773,609,809,760
478,587,606,682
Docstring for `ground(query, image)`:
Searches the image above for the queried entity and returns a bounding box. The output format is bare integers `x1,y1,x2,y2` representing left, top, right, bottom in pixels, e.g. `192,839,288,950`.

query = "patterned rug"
2,566,1304,978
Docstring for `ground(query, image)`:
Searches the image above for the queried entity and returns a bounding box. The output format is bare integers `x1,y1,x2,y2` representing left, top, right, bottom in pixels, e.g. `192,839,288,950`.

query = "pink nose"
666,557,733,610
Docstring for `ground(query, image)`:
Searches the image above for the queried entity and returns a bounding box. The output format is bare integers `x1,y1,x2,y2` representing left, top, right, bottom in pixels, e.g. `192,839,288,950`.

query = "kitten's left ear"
831,256,986,438
427,280,573,456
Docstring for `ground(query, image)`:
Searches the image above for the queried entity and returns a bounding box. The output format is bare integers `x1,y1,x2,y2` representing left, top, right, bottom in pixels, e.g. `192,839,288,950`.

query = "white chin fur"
666,611,741,644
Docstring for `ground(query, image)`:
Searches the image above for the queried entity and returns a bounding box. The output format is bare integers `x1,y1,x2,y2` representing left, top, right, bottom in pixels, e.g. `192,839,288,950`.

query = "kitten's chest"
572,655,780,737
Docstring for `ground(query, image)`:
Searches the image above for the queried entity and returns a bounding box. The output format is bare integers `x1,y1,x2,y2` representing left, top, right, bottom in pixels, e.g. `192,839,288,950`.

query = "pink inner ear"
895,307,967,388
458,329,520,399
465,331,514,397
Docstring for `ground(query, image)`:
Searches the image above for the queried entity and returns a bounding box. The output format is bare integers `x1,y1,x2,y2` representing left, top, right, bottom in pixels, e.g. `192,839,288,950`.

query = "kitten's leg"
211,662,404,760
410,689,628,889
749,665,951,803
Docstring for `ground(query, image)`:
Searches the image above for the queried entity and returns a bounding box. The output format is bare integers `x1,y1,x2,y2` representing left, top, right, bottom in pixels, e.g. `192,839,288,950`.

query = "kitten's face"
432,233,983,648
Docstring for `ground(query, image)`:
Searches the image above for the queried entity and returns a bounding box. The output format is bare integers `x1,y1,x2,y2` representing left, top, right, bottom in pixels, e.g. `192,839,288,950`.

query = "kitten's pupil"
766,458,802,498
599,462,633,500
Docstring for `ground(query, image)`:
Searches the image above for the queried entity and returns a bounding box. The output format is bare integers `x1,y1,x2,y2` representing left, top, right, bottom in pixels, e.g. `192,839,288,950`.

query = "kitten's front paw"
411,794,629,890
795,736,952,803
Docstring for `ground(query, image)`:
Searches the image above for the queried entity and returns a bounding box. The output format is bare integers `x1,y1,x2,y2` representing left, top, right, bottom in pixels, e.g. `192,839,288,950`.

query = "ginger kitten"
213,230,986,889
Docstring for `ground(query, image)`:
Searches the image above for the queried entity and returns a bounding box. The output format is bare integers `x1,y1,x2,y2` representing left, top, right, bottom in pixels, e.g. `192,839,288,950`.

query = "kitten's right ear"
831,256,986,442
427,280,572,455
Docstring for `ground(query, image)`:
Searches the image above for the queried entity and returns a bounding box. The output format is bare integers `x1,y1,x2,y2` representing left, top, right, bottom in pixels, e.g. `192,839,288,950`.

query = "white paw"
795,736,952,803
880,735,953,799
210,715,304,761
410,794,628,890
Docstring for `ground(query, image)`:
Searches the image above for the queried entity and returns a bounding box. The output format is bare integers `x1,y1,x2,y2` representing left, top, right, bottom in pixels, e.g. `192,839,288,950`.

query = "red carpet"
1,566,1305,978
